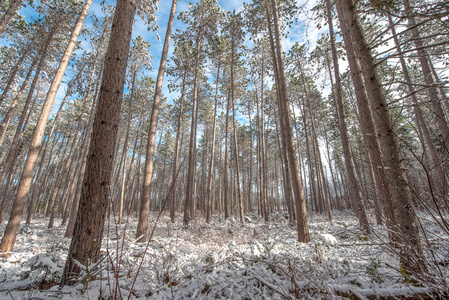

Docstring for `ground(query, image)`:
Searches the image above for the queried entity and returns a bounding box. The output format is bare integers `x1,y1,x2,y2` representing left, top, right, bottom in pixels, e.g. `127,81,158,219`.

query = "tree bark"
326,0,369,231
136,0,177,240
0,48,37,148
336,0,426,274
60,0,134,284
230,39,245,223
223,87,231,220
270,0,309,242
0,0,24,35
206,58,221,223
0,0,91,254
388,14,448,191
402,0,449,151
0,45,30,108
170,69,186,223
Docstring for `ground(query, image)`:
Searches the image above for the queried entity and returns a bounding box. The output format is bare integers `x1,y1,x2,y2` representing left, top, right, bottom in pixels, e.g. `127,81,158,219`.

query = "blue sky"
137,0,245,105
11,0,326,116
14,0,248,112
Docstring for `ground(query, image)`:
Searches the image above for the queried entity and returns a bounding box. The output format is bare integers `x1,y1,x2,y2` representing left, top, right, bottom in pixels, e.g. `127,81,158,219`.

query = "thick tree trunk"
60,0,134,284
336,0,426,274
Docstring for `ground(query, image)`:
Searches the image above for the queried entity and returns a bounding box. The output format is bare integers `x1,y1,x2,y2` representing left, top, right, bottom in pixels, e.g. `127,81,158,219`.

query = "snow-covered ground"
0,211,447,299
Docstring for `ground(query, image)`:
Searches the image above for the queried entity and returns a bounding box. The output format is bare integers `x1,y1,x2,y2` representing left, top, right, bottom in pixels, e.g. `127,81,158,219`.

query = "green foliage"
358,236,369,242
366,257,384,284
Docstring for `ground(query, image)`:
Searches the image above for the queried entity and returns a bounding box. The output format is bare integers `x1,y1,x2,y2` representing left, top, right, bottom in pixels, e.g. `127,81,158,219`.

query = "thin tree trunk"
388,14,448,191
402,0,449,151
256,86,265,220
223,87,231,220
247,100,253,213
206,58,221,223
26,68,84,225
0,49,37,148
136,0,177,240
116,73,136,224
0,0,23,35
270,0,309,242
230,40,244,223
170,70,186,223
48,128,78,228
0,96,38,223
0,45,30,108
183,28,203,226
266,21,295,224
0,0,91,254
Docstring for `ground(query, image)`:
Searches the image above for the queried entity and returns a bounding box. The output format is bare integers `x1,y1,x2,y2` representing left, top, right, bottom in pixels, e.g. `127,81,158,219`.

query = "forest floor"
0,210,447,299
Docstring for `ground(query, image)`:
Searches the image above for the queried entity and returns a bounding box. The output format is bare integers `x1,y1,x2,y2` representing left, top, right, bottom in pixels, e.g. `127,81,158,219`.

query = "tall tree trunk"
256,85,265,220
265,19,295,224
299,100,315,212
0,0,92,254
26,68,84,225
0,49,37,148
230,40,244,223
48,128,78,228
270,0,309,242
183,27,203,226
402,0,449,151
326,0,369,230
223,88,231,220
64,62,102,238
170,69,186,223
336,0,426,274
60,0,134,284
136,0,177,240
0,31,54,224
0,96,38,224
117,72,135,224
257,48,268,222
388,14,448,192
247,100,253,213
206,58,221,223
